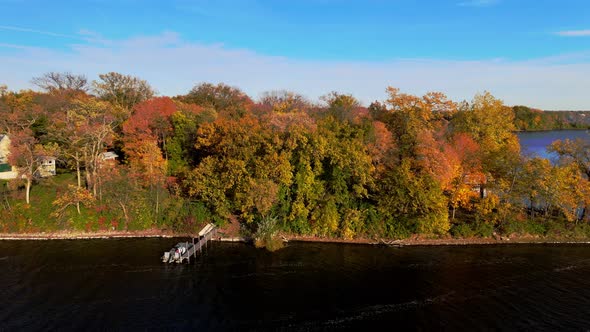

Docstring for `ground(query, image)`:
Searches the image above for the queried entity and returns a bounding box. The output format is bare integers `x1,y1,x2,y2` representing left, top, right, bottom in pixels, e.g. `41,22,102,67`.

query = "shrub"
450,223,475,238
545,220,569,238
383,217,411,239
254,215,284,251
473,221,494,238
572,223,590,239
340,208,364,240
503,219,546,236
416,213,450,235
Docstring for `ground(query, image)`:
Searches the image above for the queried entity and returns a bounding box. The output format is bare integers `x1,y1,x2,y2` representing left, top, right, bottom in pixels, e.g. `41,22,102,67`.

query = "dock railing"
163,223,218,264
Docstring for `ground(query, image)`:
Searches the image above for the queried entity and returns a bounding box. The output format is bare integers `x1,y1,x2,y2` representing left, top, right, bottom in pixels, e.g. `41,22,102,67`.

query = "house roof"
101,151,119,160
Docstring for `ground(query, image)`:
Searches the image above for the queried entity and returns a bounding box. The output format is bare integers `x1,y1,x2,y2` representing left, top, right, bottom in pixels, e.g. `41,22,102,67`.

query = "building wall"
0,136,17,179
37,158,56,177
0,136,10,164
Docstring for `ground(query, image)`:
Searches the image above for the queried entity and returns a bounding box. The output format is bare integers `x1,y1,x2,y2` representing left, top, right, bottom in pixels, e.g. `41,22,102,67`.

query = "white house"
0,135,18,180
0,135,56,179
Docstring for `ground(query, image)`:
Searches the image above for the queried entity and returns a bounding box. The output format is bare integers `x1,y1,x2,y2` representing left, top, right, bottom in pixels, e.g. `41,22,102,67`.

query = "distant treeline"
513,106,590,131
0,72,589,244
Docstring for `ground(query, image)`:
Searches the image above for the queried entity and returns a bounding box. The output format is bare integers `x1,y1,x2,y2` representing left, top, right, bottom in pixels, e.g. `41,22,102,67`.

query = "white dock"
162,223,218,263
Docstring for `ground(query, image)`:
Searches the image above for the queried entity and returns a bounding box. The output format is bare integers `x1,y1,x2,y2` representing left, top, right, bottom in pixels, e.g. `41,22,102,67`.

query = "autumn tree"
0,89,40,135
52,184,95,216
166,102,216,174
185,115,292,223
0,89,54,204
369,88,458,234
380,87,455,168
55,98,117,198
377,159,450,235
451,92,521,218
31,72,88,93
7,131,58,204
123,97,177,159
259,90,310,114
444,133,483,219
452,92,520,176
321,92,365,123
307,115,374,237
101,165,143,230
513,157,552,218
549,138,590,220
181,83,252,119
92,72,155,110
549,138,590,178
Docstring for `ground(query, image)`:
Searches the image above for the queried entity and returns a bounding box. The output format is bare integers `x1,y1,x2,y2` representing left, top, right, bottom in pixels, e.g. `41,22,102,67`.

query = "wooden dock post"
192,237,196,259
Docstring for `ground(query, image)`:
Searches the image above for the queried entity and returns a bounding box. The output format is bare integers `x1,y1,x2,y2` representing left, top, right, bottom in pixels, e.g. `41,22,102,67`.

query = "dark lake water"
517,129,590,159
2,239,590,330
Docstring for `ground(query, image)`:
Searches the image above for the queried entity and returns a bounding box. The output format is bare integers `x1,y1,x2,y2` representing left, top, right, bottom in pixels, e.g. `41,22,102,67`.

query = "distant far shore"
2,230,590,247
515,128,589,132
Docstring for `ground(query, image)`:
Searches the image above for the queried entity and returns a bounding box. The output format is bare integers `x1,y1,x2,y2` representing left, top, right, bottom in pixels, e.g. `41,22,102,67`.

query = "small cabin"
37,156,56,178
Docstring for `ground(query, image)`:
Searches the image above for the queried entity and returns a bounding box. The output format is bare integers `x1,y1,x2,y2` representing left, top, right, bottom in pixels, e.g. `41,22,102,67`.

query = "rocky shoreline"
1,230,590,246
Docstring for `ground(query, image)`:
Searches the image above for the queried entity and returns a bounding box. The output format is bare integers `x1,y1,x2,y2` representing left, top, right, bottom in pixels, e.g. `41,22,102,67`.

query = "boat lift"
162,223,218,263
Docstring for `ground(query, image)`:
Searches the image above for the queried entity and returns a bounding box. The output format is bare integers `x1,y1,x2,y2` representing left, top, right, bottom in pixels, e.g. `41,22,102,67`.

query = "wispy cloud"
457,0,499,7
0,25,79,39
555,29,590,37
0,25,115,47
0,42,39,50
0,32,590,110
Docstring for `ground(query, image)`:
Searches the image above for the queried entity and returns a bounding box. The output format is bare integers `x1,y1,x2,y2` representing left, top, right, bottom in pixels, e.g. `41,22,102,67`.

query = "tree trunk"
85,171,92,192
76,154,81,188
91,166,98,197
25,177,31,204
155,184,159,215
119,202,129,231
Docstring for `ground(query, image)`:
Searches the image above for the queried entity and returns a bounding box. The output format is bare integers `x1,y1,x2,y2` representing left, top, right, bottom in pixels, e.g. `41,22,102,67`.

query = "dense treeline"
513,106,590,131
0,73,589,242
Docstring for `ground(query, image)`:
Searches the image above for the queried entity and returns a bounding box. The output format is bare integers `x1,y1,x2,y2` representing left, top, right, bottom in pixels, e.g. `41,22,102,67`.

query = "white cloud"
555,30,590,37
457,0,499,7
1,32,590,110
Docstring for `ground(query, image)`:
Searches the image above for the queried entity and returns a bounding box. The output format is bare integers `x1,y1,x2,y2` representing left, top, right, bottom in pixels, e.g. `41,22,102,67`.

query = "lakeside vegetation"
1,72,589,246
513,106,590,131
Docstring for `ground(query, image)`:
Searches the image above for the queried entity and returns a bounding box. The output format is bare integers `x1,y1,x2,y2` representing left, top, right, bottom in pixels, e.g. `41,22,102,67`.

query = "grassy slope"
1,173,96,232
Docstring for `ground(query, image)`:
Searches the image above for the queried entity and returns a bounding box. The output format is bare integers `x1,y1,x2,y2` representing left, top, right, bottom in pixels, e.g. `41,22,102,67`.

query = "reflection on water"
2,239,590,330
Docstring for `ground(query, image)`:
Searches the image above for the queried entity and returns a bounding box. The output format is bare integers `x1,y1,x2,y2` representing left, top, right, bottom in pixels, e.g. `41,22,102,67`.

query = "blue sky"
1,0,589,109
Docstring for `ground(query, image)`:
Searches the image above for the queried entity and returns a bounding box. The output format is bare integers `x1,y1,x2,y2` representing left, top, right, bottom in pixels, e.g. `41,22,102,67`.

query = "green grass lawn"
1,173,83,232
